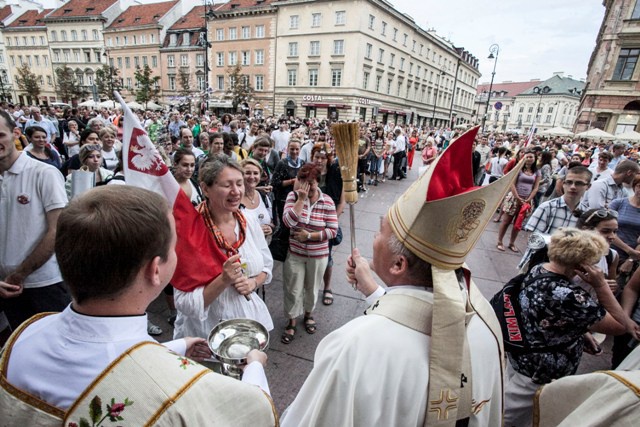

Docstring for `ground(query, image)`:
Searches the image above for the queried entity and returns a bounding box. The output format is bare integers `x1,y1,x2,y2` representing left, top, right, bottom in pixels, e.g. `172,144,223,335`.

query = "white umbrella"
575,128,615,139
126,101,143,110
99,100,118,109
146,101,163,111
79,100,99,108
540,126,574,137
615,130,640,142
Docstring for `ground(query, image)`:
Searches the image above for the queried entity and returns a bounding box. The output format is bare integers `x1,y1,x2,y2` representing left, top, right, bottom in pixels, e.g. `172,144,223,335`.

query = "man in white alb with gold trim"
0,186,277,426
281,127,523,427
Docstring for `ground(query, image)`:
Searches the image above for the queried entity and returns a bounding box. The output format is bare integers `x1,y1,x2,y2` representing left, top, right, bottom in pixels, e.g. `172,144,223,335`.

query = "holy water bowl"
207,319,269,379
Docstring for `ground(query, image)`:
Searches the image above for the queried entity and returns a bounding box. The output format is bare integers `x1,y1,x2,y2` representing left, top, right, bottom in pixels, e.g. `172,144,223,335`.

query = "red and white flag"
523,123,537,148
116,92,226,292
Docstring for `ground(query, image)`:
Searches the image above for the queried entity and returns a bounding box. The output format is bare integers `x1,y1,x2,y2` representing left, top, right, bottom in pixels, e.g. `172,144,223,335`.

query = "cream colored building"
104,0,184,101
4,8,56,105
272,0,480,124
44,0,129,101
208,0,277,117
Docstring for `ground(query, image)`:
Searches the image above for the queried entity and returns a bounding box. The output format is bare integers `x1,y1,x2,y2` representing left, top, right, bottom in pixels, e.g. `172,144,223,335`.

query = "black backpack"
490,272,572,353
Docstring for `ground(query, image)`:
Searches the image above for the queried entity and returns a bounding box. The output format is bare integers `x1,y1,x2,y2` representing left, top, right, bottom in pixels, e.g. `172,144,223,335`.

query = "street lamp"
202,0,215,113
481,43,500,132
532,85,551,126
431,66,446,127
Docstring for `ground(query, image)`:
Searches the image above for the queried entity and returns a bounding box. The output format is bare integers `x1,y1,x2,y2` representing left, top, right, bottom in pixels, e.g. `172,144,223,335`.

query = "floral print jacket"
507,264,605,384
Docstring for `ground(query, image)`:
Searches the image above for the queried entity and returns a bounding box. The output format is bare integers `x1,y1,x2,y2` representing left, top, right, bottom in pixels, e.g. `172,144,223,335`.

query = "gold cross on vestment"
429,389,459,420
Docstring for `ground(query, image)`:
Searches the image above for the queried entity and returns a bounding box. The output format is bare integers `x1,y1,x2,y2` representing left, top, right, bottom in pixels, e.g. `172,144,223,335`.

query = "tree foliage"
178,67,192,98
55,65,87,103
133,65,160,106
95,65,122,99
224,64,254,112
15,64,41,101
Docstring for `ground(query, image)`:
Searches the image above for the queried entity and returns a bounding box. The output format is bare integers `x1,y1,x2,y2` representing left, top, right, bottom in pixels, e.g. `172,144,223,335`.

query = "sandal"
322,289,334,306
281,324,296,344
496,243,505,252
147,321,163,336
304,316,317,334
508,244,520,253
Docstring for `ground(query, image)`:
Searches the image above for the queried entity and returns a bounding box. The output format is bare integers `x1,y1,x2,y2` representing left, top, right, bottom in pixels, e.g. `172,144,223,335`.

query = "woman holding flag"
173,154,274,339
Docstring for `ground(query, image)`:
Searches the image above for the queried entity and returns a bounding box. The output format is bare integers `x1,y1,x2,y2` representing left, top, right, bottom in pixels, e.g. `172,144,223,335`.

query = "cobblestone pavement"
148,159,612,414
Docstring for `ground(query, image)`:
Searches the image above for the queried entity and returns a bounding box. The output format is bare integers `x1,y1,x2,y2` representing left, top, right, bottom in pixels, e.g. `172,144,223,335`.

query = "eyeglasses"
563,180,588,187
585,209,618,224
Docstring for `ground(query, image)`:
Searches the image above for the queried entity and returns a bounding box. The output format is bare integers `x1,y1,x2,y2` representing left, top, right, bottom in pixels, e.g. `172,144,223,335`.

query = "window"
125,57,131,68
197,54,204,66
309,69,318,86
409,62,413,74
389,53,395,68
31,36,36,45
168,76,175,90
143,56,148,66
229,51,237,65
290,15,299,29
378,48,384,63
381,21,387,36
375,75,381,91
403,33,408,46
150,34,155,43
335,10,345,25
217,75,224,90
312,13,321,27
229,27,237,40
117,57,122,68
365,43,372,59
255,49,264,65
93,30,99,40
229,76,236,88
64,50,70,62
95,51,101,63
71,30,77,41
34,56,40,66
400,57,405,70
141,35,146,44
60,31,68,41
217,52,224,66
182,33,189,45
124,36,128,45
412,40,416,52
387,79,392,95
333,40,344,55
85,51,91,62
167,55,174,67
0,53,4,64
195,75,204,91
181,54,188,66
368,15,374,29
216,29,224,41
152,56,158,67
134,56,140,67
74,51,80,62
288,42,298,57
255,75,264,91
51,31,57,41
310,41,320,56
242,26,250,39
26,56,32,66
363,71,369,89
81,30,87,41
241,51,250,66
47,76,52,85
9,55,14,66
255,25,265,38
613,48,640,80
331,69,342,87
288,69,297,86
393,28,398,41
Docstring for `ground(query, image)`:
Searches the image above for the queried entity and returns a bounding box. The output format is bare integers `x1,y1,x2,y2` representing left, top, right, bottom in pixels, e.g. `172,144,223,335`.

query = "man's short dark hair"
55,186,172,304
566,165,593,181
0,109,16,131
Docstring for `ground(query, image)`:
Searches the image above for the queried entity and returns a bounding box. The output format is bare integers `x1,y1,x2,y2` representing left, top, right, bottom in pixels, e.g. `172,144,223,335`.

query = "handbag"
329,226,343,246
268,225,290,262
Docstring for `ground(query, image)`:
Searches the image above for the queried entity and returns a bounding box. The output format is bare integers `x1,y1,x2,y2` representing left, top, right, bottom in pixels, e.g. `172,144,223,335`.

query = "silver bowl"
207,319,269,379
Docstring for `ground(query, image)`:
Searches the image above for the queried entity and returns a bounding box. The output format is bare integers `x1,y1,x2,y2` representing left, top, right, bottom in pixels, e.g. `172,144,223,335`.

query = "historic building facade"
271,0,480,124
577,0,640,134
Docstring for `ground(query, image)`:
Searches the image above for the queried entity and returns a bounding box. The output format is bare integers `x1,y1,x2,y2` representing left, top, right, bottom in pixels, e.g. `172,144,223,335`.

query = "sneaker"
167,313,177,326
147,321,163,336
373,180,378,186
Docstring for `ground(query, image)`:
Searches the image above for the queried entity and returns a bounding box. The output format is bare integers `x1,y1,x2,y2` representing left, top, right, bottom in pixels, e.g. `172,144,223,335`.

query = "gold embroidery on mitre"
471,398,491,415
447,199,486,244
429,389,459,420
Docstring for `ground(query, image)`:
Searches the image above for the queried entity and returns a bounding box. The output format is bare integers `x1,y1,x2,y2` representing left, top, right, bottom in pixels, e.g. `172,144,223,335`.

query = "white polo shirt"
0,153,67,288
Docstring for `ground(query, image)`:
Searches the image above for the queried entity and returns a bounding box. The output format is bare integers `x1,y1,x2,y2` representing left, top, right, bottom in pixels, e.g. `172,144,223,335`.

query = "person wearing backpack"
501,228,630,427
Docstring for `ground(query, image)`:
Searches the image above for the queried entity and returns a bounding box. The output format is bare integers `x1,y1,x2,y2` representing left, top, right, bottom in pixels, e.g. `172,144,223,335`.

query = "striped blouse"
282,189,339,258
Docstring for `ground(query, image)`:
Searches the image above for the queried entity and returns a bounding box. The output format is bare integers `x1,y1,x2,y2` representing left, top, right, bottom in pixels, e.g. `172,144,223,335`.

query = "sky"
391,0,605,84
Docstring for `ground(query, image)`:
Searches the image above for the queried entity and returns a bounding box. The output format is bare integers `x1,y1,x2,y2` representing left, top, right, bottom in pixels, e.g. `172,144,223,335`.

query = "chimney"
552,71,564,78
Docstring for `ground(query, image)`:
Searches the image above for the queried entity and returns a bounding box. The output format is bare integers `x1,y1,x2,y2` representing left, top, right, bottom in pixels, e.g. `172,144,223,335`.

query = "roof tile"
107,1,178,29
48,0,118,18
215,0,275,12
169,5,206,30
0,5,12,22
7,9,53,28
476,81,541,97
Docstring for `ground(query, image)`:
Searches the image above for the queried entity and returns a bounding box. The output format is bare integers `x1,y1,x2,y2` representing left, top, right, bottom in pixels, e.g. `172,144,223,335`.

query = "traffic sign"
494,101,503,110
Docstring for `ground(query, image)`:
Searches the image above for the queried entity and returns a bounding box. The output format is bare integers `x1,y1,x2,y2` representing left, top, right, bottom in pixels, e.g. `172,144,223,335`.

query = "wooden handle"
343,179,358,204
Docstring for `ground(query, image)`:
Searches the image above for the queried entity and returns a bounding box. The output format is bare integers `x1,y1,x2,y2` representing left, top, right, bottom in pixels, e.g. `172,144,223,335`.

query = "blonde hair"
241,158,263,173
547,228,608,267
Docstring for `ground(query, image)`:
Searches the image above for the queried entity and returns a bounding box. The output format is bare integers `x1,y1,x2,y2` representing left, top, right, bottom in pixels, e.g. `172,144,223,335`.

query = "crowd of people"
3,98,640,425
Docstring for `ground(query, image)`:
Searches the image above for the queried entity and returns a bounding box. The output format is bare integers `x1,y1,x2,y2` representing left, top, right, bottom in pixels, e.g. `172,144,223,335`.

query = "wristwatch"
306,232,311,241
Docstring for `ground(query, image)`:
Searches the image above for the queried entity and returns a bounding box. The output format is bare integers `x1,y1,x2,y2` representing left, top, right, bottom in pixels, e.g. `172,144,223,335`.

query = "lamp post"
532,85,551,127
202,0,215,113
430,66,446,127
481,43,499,132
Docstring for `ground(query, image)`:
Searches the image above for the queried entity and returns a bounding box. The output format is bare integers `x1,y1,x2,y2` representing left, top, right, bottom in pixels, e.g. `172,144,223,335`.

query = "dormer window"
86,8,94,12
63,9,72,14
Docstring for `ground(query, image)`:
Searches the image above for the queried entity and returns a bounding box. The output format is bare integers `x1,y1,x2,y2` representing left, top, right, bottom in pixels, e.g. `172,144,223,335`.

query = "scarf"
198,202,247,256
286,156,302,169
